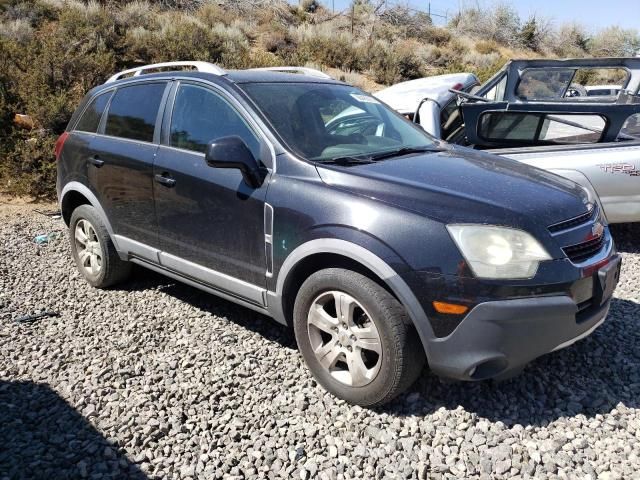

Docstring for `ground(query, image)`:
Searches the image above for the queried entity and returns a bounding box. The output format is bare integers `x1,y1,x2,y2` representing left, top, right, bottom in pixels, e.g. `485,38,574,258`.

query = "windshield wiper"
322,155,374,165
368,146,446,161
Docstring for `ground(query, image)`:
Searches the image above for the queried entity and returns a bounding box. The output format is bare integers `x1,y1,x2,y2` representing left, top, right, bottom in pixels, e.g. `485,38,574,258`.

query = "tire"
69,204,131,288
566,84,587,97
293,268,426,407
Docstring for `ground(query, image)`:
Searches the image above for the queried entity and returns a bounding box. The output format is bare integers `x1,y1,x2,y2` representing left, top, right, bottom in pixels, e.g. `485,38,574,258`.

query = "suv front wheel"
69,205,131,288
293,268,425,406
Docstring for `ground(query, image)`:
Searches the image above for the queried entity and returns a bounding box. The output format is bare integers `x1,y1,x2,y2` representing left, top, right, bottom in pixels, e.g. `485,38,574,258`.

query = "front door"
153,82,270,292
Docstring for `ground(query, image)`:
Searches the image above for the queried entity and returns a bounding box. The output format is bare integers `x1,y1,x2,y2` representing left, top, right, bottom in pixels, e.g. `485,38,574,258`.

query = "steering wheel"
449,88,490,103
329,132,367,144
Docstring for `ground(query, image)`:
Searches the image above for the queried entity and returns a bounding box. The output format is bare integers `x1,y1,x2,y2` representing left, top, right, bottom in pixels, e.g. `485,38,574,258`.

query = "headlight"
447,225,551,279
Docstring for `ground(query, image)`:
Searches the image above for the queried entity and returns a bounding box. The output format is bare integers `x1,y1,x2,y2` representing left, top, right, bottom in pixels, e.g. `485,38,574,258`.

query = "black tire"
69,204,131,288
293,268,426,407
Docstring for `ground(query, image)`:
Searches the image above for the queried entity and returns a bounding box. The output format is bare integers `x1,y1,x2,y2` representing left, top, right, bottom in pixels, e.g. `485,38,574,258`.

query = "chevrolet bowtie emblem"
592,222,604,238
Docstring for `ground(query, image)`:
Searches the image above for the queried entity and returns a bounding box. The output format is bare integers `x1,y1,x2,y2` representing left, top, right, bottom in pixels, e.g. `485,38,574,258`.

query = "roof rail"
250,66,333,80
105,61,226,83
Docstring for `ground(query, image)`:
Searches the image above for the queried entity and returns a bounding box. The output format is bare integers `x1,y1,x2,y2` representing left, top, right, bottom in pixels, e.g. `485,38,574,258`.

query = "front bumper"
424,255,621,381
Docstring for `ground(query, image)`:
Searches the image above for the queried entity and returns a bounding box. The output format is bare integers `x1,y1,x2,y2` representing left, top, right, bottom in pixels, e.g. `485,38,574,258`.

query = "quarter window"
170,84,260,156
620,113,640,140
104,83,166,142
75,91,112,133
479,112,605,145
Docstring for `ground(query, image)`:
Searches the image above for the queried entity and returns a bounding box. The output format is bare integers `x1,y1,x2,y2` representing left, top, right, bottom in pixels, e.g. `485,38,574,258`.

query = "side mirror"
205,136,264,188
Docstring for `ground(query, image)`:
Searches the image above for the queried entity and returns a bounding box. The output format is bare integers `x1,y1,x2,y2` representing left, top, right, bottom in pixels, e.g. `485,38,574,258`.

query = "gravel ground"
1,201,639,480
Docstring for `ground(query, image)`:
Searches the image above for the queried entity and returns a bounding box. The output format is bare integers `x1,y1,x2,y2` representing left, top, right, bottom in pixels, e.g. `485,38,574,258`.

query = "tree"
519,16,539,51
589,26,640,57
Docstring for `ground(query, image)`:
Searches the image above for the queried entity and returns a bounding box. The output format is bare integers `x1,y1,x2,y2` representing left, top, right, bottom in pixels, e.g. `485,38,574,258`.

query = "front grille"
562,234,605,263
548,204,597,233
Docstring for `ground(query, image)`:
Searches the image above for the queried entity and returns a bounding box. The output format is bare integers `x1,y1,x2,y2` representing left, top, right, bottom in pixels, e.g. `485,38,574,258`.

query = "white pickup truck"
374,58,640,223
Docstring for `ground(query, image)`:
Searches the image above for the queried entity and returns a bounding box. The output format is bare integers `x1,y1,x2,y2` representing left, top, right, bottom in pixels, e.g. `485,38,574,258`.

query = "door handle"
87,155,104,168
154,173,176,188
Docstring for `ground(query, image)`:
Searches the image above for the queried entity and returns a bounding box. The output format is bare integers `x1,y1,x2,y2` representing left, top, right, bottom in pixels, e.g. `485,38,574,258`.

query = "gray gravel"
1,202,639,479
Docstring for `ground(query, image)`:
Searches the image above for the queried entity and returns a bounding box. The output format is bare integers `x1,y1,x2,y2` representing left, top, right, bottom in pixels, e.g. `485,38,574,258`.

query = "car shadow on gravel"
0,380,147,480
117,266,297,349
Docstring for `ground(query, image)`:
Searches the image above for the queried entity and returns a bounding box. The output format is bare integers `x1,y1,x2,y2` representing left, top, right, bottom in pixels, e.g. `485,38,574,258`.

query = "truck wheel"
69,205,131,288
293,268,425,407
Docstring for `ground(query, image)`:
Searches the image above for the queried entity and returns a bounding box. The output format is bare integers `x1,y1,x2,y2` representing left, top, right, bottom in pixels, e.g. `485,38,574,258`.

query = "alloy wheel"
74,219,103,276
307,290,382,387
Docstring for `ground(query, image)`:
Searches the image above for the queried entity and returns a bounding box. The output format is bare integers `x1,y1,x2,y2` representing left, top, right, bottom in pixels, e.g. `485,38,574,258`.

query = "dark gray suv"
56,62,621,406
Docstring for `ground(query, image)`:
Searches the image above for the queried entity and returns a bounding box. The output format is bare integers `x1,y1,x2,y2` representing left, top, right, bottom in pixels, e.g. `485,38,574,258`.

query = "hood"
316,146,589,230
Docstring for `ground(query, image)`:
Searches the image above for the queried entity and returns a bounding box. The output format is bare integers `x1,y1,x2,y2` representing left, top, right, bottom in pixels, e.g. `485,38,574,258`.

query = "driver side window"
170,84,261,158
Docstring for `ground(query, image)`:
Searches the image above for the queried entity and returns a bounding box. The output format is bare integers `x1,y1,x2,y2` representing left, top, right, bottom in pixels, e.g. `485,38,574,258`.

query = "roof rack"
105,61,226,83
250,67,333,80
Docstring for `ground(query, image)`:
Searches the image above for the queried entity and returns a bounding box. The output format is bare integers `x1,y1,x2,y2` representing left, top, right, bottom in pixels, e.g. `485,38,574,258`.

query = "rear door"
152,81,271,292
89,81,170,247
63,89,114,186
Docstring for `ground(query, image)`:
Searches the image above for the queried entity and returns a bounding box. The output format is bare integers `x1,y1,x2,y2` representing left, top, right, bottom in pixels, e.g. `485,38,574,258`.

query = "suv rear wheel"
69,205,131,288
293,268,425,406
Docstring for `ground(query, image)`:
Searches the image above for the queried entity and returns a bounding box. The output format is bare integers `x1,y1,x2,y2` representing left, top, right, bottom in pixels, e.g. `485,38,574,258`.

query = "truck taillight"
54,132,69,161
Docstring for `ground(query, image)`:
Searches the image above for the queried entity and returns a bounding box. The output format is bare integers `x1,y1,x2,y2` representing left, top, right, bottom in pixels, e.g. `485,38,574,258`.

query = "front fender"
266,237,437,357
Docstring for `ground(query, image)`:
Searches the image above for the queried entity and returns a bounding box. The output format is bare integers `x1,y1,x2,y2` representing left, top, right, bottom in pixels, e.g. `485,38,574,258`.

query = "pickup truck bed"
491,141,640,224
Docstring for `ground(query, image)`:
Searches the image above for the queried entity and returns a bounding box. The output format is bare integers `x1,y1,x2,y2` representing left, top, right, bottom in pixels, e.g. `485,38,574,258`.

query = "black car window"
620,113,640,140
479,112,605,145
242,82,435,161
170,84,260,157
75,91,112,133
104,83,166,142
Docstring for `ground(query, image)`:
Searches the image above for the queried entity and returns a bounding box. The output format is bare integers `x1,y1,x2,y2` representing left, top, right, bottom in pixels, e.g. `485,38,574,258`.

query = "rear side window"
105,83,166,142
620,113,640,140
479,112,605,145
169,84,260,156
75,91,112,133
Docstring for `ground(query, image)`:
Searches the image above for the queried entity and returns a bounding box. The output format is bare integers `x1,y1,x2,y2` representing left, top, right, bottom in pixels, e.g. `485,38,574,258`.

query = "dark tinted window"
170,84,260,156
105,83,166,142
479,112,605,145
75,91,112,133
242,82,434,160
620,113,640,139
516,69,574,100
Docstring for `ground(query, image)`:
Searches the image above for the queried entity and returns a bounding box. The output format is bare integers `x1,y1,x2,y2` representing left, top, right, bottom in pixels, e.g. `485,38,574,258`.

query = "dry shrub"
115,1,158,28
475,39,500,55
195,3,235,27
124,13,224,64
1,135,57,198
369,39,426,85
292,23,362,71
0,18,34,43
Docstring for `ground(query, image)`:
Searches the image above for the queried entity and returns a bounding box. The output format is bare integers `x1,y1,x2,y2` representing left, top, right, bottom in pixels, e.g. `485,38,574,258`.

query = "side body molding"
59,181,120,250
268,239,436,351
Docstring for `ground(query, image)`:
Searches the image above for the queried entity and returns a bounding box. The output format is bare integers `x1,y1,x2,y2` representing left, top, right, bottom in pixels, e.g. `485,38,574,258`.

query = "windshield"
241,82,436,161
